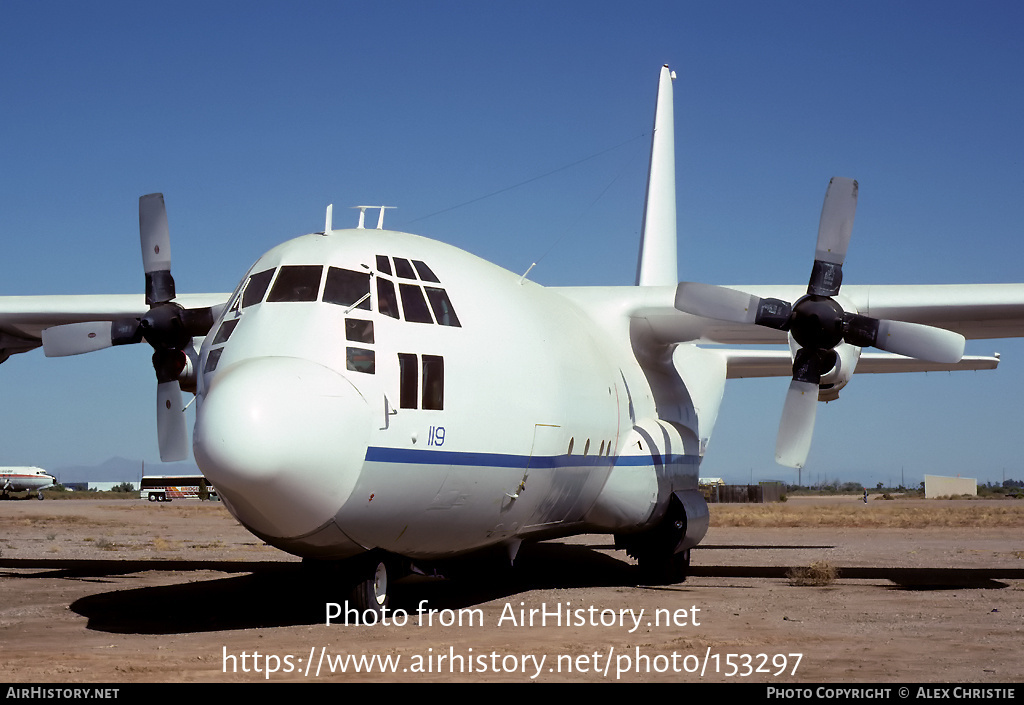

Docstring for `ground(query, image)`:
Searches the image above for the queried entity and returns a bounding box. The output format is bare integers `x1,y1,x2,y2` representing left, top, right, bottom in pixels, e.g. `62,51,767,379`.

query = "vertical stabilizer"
635,65,677,287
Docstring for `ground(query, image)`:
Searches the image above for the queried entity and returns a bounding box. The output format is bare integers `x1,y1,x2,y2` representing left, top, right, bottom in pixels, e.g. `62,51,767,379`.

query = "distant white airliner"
1,66,1022,614
1,466,56,500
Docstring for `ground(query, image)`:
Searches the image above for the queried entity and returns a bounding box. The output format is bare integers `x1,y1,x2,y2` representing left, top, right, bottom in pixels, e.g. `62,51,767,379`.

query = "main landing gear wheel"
637,548,690,585
619,495,696,586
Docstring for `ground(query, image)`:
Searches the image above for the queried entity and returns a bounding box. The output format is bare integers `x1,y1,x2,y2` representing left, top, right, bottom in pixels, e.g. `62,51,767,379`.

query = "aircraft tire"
37,491,44,500
638,548,690,586
349,557,390,622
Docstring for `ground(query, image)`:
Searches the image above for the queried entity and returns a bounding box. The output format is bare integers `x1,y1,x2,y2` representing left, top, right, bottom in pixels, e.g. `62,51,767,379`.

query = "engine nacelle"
817,342,861,401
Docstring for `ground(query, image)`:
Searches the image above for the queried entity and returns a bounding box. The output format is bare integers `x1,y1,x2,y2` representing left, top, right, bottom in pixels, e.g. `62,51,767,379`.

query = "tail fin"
635,65,678,287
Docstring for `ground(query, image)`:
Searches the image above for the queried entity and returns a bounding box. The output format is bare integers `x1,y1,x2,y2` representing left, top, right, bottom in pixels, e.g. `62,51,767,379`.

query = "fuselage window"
399,283,434,324
398,353,418,409
377,278,400,319
422,355,444,410
347,347,375,374
375,255,392,275
324,267,371,310
241,268,275,308
212,318,239,345
346,318,374,344
412,260,441,283
267,265,323,302
393,257,416,280
424,287,461,327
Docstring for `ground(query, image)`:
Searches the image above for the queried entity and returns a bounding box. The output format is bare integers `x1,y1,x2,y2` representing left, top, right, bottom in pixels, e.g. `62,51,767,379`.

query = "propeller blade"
41,319,142,357
775,379,819,469
873,319,965,364
808,177,857,296
676,282,759,323
42,322,114,357
675,282,792,329
815,177,858,265
156,381,188,462
140,193,175,305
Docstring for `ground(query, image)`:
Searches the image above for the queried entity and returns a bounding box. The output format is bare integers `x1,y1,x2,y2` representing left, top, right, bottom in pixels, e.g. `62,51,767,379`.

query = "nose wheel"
351,558,390,614
304,553,400,624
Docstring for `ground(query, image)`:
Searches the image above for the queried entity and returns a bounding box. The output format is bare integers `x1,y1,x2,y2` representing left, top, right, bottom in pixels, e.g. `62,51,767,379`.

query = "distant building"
924,474,977,498
62,481,135,492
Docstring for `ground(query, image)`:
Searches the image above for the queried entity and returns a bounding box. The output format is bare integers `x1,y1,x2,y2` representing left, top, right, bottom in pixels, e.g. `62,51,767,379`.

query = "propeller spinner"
675,177,965,469
41,194,215,461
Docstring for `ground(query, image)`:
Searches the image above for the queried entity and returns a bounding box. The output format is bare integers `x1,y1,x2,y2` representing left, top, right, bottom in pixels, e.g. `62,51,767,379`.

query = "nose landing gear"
305,552,402,624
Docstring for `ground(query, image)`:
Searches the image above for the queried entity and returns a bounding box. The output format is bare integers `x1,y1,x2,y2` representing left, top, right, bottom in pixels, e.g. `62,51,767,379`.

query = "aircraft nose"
193,357,370,539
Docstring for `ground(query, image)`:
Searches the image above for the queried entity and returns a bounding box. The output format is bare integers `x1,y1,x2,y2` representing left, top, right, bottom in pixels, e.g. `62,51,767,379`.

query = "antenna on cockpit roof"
352,206,396,230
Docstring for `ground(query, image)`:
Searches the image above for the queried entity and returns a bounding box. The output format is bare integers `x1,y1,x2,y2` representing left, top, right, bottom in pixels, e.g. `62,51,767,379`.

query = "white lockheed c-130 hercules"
2,66,1023,615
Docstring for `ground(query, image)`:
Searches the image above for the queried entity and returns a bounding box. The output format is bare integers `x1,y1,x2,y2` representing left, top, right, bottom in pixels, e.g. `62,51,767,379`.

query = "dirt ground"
1,496,1022,684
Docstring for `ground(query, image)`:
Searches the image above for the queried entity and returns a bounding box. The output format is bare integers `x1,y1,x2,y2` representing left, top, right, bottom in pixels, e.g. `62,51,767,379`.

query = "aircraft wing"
624,283,1024,346
718,349,1000,379
0,294,230,362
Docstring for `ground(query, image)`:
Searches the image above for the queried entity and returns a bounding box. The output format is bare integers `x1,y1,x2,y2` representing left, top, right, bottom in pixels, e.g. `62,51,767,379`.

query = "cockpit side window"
241,269,275,308
267,265,323,302
212,318,240,345
324,267,371,310
399,283,434,324
346,347,375,374
424,287,461,327
345,318,374,344
375,255,392,275
377,277,400,319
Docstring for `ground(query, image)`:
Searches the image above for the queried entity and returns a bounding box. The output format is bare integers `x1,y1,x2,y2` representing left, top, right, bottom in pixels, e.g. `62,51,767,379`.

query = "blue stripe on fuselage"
364,446,697,471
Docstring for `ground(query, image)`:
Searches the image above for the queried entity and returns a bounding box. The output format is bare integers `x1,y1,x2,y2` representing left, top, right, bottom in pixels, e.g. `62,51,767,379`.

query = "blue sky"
1,1,1022,486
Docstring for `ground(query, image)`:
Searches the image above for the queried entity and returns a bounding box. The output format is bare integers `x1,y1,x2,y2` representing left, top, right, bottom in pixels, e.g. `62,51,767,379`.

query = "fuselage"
192,227,705,560
0,466,56,493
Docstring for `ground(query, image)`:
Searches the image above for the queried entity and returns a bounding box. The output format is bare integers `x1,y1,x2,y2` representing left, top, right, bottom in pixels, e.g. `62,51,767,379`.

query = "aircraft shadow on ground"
3,541,1022,635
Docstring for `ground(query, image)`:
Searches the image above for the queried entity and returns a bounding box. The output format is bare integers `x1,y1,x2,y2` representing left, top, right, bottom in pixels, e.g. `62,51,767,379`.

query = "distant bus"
139,475,217,502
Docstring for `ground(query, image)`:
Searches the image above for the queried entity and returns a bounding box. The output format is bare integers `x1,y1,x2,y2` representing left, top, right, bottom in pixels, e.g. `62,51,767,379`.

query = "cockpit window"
268,265,323,302
323,267,371,310
345,318,374,344
241,269,275,308
376,278,400,319
424,287,461,327
212,318,240,345
422,355,444,410
347,347,375,374
393,257,416,280
412,260,440,283
399,283,434,324
373,255,461,327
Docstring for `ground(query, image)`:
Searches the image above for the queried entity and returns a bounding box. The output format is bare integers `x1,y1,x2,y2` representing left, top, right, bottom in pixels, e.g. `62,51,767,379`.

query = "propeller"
41,194,215,461
675,177,965,469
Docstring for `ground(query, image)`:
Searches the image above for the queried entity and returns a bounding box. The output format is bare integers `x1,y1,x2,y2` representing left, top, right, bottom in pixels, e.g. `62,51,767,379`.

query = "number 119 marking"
428,426,446,446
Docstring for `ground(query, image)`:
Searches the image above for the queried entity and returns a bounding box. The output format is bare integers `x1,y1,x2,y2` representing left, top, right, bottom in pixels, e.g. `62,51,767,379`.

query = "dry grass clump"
17,514,94,526
786,561,838,586
710,501,1024,529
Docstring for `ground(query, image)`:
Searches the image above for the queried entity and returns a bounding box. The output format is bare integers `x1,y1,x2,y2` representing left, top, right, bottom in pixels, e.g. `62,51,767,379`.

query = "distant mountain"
53,457,201,484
